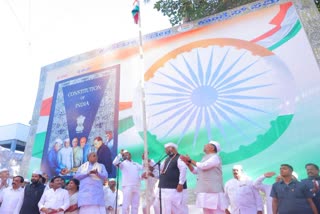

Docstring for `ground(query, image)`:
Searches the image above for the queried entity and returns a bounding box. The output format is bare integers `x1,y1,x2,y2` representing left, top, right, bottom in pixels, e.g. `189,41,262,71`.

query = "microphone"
115,153,127,167
116,158,125,167
152,153,169,167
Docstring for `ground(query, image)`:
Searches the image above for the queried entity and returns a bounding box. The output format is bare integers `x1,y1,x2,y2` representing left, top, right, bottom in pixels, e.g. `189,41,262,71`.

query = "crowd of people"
0,140,319,214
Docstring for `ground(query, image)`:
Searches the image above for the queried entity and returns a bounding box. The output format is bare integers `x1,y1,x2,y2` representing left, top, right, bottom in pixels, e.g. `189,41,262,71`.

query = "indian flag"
132,0,139,24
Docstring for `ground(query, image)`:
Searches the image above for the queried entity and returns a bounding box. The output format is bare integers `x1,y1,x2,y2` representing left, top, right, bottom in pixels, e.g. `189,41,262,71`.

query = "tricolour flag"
132,0,139,24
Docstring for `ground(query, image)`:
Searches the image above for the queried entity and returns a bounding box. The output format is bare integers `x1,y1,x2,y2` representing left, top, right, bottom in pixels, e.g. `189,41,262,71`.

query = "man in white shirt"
58,138,73,175
253,171,282,214
38,176,70,214
181,141,227,214
0,168,12,192
0,175,24,214
224,165,263,214
103,178,123,214
113,149,143,214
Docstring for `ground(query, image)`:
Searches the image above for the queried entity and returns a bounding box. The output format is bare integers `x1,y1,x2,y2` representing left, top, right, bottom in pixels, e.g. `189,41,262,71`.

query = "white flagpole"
136,1,150,213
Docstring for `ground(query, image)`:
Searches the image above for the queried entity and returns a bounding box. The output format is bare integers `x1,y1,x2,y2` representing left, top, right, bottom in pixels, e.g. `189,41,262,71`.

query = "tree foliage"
315,0,320,12
153,0,320,26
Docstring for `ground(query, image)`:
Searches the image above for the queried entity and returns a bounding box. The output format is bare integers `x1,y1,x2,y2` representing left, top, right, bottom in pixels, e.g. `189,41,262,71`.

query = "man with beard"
19,170,46,214
0,175,24,213
158,142,188,214
301,163,320,212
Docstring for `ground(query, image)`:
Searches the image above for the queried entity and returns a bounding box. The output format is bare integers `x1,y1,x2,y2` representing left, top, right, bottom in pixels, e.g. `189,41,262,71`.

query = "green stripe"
268,20,301,51
220,114,294,164
32,132,46,158
118,116,134,134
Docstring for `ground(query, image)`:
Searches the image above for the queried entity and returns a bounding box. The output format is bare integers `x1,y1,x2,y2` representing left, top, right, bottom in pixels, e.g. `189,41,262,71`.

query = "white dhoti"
196,192,227,214
160,188,188,214
79,205,106,214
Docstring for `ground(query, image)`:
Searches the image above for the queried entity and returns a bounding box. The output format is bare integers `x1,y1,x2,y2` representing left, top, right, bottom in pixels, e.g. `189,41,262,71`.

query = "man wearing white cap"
0,168,11,192
57,138,73,175
157,142,188,214
180,141,227,214
224,165,263,214
0,175,24,214
19,170,46,214
103,178,123,214
113,149,143,214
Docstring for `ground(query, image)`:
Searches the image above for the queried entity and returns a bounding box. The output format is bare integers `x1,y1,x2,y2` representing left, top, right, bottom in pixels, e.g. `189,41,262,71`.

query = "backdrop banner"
26,0,320,186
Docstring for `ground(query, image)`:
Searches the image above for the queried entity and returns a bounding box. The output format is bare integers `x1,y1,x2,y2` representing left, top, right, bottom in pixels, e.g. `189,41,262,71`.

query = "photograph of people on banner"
41,65,120,179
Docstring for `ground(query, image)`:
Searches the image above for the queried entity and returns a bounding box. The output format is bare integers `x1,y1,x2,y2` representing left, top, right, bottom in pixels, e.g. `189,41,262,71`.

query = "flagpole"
134,1,151,213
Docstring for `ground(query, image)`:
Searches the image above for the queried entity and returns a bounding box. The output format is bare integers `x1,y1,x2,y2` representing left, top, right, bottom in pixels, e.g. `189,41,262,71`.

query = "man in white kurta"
71,137,83,168
113,150,143,214
181,141,227,214
38,176,70,214
58,138,73,174
0,168,12,193
157,142,188,214
103,178,123,214
0,175,24,214
74,152,108,214
253,172,281,214
224,165,263,214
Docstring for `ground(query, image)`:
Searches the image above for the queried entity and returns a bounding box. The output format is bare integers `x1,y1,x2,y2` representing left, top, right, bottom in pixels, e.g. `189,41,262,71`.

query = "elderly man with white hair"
113,149,143,214
58,138,73,175
224,165,263,214
157,142,188,214
180,140,227,214
47,138,63,177
0,168,11,191
74,152,108,214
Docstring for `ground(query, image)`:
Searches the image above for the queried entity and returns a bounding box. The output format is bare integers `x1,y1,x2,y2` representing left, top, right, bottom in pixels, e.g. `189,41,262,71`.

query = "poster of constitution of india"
25,0,320,186
41,65,120,178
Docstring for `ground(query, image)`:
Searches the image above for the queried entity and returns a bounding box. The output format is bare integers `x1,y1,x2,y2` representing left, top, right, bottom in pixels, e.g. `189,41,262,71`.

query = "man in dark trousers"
19,170,45,214
93,136,113,175
158,142,188,214
302,163,320,212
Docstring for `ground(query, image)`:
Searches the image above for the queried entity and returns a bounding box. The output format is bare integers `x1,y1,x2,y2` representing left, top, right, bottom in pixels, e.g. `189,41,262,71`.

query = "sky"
0,0,171,126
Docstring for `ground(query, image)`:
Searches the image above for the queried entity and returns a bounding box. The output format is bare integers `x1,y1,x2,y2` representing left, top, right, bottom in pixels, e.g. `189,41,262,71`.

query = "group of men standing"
114,140,320,214
1,139,320,214
0,151,117,214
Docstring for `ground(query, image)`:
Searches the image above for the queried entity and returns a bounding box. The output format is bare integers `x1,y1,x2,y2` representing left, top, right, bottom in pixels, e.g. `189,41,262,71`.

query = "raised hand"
264,172,276,178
